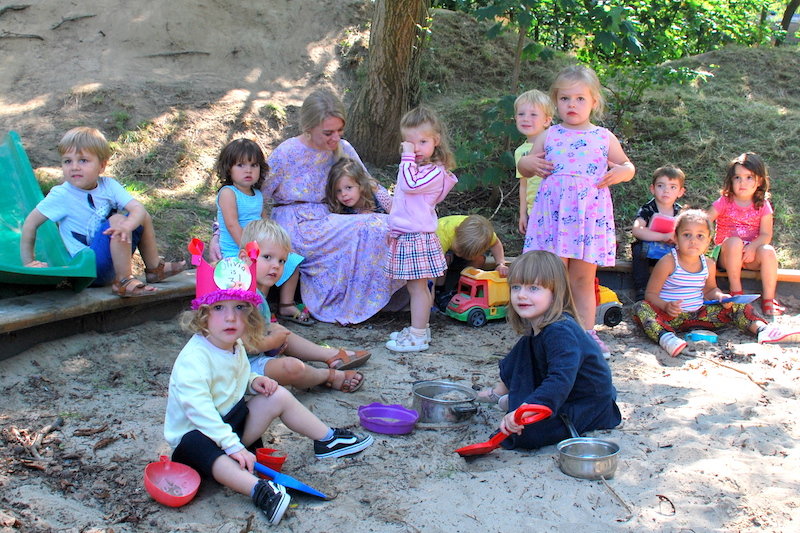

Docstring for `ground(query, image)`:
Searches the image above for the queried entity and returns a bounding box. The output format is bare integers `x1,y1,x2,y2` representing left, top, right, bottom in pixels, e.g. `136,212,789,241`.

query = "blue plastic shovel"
253,462,327,499
703,294,760,305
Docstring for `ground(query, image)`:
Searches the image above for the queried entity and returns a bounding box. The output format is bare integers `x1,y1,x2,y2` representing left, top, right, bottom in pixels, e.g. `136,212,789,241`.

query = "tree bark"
347,0,430,166
776,0,800,46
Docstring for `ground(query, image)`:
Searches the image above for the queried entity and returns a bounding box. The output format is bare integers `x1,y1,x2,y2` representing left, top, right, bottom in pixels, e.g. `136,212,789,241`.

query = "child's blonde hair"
240,219,292,254
180,302,265,352
652,165,686,188
514,89,555,120
216,138,267,191
58,127,112,162
325,157,376,213
722,152,770,209
550,65,606,121
400,106,455,170
300,89,346,159
506,250,581,334
452,215,495,260
674,208,712,236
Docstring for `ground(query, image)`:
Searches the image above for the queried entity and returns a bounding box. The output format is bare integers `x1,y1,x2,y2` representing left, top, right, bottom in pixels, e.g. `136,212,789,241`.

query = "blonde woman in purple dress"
262,89,403,325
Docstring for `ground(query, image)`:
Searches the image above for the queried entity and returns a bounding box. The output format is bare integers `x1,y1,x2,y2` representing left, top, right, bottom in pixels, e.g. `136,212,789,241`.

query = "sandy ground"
2,0,800,531
2,303,800,533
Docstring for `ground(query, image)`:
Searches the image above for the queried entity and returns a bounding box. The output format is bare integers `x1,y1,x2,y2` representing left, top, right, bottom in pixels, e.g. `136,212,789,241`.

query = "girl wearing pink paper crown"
164,242,372,526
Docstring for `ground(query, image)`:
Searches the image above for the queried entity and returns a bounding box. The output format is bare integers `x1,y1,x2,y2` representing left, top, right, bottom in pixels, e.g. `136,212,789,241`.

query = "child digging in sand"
165,246,372,525
21,127,184,296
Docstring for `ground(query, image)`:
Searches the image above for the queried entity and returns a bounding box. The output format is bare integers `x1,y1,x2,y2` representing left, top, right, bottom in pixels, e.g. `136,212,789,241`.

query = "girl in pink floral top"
708,152,783,316
518,65,635,358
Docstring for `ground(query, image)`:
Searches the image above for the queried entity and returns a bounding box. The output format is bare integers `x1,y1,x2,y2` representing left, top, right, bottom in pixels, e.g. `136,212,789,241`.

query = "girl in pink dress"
708,152,783,316
518,65,635,358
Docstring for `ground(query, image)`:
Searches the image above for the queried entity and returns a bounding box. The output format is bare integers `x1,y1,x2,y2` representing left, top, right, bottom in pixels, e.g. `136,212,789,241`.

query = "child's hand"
518,215,527,234
265,323,291,350
742,243,757,264
661,233,675,245
400,141,414,154
664,300,683,318
103,213,133,243
518,151,553,178
209,234,222,262
252,375,279,396
500,410,524,436
229,448,256,473
25,260,48,268
496,263,509,277
596,161,633,189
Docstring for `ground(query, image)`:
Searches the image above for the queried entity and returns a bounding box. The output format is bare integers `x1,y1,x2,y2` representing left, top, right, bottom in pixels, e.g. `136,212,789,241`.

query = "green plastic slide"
0,131,95,292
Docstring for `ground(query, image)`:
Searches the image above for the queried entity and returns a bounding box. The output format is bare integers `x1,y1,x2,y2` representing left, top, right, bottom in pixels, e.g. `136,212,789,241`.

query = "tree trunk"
776,0,800,45
347,0,430,166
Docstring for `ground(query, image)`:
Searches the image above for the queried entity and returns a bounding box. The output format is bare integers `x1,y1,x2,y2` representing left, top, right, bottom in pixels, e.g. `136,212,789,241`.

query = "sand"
1,0,800,531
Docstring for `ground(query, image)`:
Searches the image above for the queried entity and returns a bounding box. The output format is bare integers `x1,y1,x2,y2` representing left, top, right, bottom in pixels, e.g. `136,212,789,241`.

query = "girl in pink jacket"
385,106,458,352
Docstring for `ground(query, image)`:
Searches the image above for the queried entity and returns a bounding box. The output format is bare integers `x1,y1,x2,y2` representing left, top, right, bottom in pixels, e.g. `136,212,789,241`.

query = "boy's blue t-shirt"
36,177,134,257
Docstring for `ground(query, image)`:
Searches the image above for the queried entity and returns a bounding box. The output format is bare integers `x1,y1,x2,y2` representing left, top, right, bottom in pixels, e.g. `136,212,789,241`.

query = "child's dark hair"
506,250,581,334
721,152,770,209
400,106,455,170
325,157,376,213
216,138,268,191
674,208,712,236
180,301,265,353
452,215,495,260
652,165,685,188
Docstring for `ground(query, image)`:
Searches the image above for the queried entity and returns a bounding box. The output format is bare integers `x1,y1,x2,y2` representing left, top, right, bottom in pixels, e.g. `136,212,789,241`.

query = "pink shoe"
587,329,611,360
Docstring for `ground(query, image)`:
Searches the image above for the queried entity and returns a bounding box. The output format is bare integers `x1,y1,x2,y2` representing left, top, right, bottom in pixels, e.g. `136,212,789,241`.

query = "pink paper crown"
188,238,262,310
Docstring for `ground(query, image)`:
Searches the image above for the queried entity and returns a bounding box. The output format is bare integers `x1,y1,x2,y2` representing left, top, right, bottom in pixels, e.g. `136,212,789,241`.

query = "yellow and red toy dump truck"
445,267,623,328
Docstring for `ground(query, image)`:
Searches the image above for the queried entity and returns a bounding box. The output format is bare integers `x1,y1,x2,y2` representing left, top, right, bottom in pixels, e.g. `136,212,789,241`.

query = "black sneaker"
252,479,290,526
314,428,374,459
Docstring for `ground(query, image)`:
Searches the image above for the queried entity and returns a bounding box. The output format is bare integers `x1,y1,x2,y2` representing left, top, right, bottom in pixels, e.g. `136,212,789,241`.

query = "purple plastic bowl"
358,403,419,435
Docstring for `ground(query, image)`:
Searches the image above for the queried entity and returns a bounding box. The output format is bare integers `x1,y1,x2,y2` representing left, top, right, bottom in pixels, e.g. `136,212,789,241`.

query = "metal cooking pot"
411,380,478,424
557,413,620,480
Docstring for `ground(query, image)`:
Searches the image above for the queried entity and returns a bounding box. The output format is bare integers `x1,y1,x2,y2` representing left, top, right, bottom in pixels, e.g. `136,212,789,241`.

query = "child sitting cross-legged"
236,219,371,392
20,127,184,296
165,247,372,526
632,209,800,357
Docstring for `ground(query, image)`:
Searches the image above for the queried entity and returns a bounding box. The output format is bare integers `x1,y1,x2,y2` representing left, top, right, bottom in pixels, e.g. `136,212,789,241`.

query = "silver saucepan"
556,413,620,480
411,380,478,424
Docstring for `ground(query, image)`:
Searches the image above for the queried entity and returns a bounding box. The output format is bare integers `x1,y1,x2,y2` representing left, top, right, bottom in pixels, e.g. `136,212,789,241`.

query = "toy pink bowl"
358,403,419,435
144,456,201,507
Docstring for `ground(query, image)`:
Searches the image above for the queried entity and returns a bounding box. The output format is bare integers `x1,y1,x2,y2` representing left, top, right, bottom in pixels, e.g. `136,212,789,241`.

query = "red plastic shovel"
455,403,552,457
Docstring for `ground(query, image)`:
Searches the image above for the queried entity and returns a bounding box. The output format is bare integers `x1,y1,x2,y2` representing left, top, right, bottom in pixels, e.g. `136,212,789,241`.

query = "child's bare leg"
282,329,364,367
210,454,260,495
719,238,744,293
136,211,185,278
567,259,597,329
262,357,362,390
747,245,778,301
407,278,431,330
243,388,328,444
278,270,303,317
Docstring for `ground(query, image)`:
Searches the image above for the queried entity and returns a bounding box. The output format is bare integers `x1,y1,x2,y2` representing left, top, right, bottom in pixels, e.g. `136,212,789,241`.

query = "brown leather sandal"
325,368,365,393
111,275,157,298
325,349,371,370
145,258,186,283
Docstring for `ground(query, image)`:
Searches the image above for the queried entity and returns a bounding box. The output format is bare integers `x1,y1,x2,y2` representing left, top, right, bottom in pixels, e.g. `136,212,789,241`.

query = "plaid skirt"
384,231,446,280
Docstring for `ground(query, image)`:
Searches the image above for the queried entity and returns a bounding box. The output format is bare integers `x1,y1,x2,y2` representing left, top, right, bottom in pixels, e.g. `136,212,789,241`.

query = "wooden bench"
0,271,196,360
598,260,800,283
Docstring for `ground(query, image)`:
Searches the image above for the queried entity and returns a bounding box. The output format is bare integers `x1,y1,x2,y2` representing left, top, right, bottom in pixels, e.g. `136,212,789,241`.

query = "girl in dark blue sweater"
479,250,621,449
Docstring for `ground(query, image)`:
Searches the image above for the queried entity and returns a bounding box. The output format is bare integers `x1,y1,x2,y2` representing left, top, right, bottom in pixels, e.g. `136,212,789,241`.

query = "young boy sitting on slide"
20,127,184,296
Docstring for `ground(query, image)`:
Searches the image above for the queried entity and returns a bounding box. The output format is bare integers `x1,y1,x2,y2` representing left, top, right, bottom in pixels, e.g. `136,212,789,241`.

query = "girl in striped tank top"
633,210,800,357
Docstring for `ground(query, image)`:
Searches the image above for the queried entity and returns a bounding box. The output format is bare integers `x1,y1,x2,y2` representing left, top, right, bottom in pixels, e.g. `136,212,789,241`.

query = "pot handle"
452,403,478,417
559,413,581,439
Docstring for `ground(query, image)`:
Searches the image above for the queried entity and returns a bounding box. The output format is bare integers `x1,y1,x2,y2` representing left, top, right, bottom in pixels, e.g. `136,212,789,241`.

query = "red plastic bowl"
144,456,201,507
358,403,419,434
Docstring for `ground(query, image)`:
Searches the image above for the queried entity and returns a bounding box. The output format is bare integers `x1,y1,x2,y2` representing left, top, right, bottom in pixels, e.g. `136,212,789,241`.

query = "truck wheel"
467,308,487,328
603,306,622,327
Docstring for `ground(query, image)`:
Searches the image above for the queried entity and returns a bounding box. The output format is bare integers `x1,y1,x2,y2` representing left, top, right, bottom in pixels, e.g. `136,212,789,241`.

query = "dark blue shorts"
89,217,144,286
171,398,261,479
